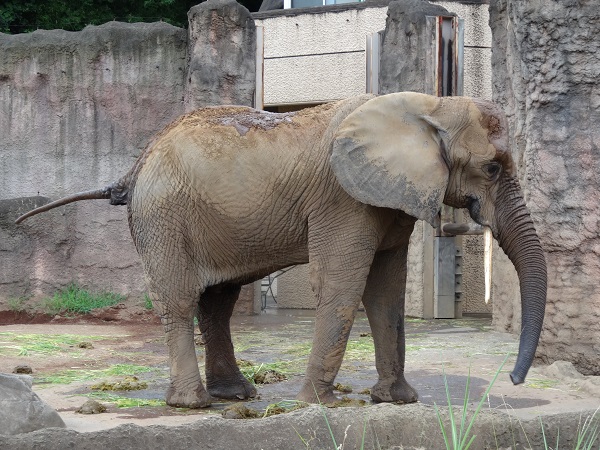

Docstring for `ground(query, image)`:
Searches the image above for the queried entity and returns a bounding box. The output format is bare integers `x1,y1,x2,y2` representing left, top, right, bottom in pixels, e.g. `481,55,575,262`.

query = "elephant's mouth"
466,196,491,228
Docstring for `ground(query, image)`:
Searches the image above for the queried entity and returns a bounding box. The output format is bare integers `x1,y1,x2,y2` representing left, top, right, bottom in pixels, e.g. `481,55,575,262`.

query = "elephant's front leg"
362,242,418,404
153,296,213,408
198,284,257,400
297,221,380,404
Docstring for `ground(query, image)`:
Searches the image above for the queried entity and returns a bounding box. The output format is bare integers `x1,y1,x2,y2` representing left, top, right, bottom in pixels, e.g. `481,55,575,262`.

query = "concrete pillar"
379,0,454,96
490,0,600,374
185,0,257,111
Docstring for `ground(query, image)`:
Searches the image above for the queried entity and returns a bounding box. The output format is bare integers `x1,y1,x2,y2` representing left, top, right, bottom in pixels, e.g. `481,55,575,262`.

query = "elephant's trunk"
493,175,547,385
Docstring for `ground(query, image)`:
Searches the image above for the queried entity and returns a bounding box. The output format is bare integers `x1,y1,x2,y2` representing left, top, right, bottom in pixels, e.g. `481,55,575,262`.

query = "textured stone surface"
379,0,454,95
0,402,597,449
1,13,258,307
0,22,187,301
490,0,600,374
0,373,66,435
185,0,256,111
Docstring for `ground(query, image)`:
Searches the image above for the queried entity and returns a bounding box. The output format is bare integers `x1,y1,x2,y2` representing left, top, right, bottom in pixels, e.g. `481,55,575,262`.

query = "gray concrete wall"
0,22,187,302
0,0,257,309
490,0,600,374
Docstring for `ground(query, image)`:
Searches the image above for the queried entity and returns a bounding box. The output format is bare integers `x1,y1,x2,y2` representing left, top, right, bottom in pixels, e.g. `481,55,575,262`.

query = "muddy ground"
0,306,599,448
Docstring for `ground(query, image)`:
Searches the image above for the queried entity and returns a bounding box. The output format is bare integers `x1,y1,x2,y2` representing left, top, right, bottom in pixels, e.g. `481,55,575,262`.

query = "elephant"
16,92,547,408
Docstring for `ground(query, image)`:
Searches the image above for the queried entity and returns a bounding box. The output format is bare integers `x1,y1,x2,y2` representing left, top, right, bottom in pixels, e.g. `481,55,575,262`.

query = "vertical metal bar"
456,18,465,96
254,26,264,110
365,32,382,94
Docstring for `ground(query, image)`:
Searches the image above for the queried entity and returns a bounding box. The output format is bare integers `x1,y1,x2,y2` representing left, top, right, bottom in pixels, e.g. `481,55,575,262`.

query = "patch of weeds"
285,341,313,357
344,337,375,361
7,297,29,311
36,364,157,385
434,354,509,450
85,392,166,408
263,400,309,418
41,283,125,314
0,332,110,357
143,294,153,310
524,377,560,390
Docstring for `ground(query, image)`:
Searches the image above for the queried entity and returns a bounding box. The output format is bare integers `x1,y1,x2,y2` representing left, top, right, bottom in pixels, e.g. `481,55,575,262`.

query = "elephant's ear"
330,93,450,227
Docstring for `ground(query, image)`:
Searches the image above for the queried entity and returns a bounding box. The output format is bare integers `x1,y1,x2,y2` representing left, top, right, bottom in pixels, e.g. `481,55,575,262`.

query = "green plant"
36,364,157,385
434,354,509,450
0,332,109,357
85,392,166,408
573,407,600,450
7,297,28,311
540,406,600,450
41,283,125,314
143,294,153,310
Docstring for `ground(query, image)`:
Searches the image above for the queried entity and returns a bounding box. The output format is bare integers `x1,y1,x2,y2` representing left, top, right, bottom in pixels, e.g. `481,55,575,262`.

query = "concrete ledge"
1,403,597,449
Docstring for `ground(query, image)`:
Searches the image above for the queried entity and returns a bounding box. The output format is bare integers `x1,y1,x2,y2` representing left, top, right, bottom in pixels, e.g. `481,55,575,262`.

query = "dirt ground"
1,306,599,436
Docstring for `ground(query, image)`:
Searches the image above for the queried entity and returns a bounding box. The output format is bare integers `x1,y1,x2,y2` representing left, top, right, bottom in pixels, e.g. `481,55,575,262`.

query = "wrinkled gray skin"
16,92,547,408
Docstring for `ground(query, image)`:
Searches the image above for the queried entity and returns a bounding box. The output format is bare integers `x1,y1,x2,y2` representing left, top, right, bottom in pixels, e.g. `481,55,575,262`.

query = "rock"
258,0,283,11
12,365,33,374
76,399,107,415
0,373,66,435
77,342,94,349
490,0,600,376
185,0,256,111
534,361,585,380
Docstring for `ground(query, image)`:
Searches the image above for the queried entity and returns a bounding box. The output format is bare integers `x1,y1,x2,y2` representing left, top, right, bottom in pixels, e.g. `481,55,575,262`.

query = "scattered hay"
334,383,353,393
222,403,260,419
90,376,148,391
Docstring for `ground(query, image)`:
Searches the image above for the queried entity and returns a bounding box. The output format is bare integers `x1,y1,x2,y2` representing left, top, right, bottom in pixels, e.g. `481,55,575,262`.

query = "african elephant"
16,92,547,408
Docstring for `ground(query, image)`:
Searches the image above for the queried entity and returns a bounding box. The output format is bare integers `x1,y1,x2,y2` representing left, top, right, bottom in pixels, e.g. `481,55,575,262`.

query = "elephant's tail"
14,179,130,224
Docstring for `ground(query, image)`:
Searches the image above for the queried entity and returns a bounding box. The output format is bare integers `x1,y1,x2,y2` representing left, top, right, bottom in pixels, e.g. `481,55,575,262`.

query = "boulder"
0,373,66,435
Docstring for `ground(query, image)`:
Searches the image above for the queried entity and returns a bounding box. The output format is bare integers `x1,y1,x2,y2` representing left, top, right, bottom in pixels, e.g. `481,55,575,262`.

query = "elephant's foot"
206,375,257,400
296,381,338,405
371,377,418,404
166,384,212,409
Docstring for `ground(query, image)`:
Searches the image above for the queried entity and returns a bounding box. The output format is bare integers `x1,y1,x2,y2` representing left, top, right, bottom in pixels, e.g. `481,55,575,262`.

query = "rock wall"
0,0,257,310
185,0,256,110
490,0,600,374
0,22,187,302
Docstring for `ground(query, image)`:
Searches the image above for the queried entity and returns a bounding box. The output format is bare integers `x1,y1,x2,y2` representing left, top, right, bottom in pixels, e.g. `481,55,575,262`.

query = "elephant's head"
331,92,547,385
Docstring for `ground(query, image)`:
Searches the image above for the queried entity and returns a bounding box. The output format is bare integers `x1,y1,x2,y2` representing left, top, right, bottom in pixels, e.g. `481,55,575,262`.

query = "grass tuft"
434,354,509,450
41,283,125,314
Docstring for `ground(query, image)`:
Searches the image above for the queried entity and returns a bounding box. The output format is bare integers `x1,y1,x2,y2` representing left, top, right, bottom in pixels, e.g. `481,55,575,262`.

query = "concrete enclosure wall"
0,22,187,301
490,0,600,374
0,0,257,309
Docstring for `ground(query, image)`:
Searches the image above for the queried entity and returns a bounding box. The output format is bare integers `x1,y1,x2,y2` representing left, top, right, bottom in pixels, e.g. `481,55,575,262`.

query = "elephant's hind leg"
362,244,418,404
198,284,257,400
149,287,213,409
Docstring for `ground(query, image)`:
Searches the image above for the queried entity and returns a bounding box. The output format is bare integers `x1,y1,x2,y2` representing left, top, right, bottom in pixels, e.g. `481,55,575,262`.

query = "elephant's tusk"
484,227,493,304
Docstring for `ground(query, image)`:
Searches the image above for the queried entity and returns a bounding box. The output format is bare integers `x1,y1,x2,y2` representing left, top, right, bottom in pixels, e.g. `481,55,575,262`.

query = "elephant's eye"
483,163,501,179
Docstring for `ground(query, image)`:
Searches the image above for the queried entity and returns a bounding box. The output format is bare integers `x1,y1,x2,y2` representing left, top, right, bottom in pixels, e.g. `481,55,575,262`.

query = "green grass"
0,332,111,357
7,296,29,311
524,377,560,390
36,364,158,385
434,354,509,450
85,392,166,408
41,283,125,314
143,294,154,310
